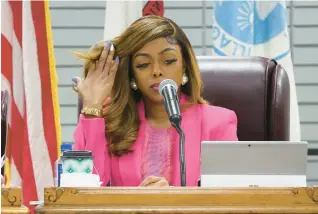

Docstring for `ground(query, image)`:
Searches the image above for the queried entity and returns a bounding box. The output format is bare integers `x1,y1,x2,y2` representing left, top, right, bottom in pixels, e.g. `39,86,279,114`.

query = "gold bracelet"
81,107,102,117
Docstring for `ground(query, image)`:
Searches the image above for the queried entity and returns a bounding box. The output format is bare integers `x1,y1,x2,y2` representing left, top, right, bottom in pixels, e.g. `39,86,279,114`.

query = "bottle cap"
62,150,92,158
60,143,72,152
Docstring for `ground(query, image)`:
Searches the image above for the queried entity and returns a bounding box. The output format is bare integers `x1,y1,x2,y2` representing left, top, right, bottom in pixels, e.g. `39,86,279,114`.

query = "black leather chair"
197,56,290,141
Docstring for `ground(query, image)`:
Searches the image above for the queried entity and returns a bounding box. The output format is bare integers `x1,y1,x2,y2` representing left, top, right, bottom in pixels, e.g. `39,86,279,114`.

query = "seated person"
71,15,238,187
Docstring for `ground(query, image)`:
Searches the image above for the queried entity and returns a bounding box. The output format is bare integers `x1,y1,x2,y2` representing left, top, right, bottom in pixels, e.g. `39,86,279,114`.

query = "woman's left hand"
139,176,169,187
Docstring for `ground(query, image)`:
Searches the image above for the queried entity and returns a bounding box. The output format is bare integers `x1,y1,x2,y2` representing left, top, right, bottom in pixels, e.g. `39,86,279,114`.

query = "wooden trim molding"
1,188,30,214
34,187,318,214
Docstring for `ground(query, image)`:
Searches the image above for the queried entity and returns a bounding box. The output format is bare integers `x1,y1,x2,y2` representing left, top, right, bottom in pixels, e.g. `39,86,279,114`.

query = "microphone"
159,79,186,187
159,79,181,126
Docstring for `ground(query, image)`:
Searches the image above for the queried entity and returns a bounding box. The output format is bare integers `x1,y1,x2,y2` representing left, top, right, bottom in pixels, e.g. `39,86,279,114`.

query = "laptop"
200,141,308,187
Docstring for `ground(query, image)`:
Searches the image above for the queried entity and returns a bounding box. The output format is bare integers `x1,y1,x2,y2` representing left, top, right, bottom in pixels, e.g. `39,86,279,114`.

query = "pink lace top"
141,126,173,184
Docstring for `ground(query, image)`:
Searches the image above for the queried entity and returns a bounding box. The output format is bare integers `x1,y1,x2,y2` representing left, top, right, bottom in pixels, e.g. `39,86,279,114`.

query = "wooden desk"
35,187,318,214
1,188,29,214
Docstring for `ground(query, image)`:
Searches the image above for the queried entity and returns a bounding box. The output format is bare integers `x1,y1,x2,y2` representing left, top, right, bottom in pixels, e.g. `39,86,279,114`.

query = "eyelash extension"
136,59,177,68
136,63,149,68
165,59,177,64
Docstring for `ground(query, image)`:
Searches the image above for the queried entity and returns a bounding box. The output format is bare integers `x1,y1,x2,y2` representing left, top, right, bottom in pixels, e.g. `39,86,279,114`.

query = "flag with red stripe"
1,0,61,209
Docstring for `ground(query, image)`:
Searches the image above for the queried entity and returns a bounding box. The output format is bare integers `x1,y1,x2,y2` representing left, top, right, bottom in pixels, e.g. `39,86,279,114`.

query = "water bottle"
54,143,72,187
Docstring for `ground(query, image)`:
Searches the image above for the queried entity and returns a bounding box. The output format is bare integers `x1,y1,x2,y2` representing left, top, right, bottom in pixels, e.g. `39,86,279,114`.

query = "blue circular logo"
214,1,287,45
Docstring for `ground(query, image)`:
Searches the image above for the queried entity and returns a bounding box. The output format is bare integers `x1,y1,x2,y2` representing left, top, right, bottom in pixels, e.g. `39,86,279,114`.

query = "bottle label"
57,163,62,187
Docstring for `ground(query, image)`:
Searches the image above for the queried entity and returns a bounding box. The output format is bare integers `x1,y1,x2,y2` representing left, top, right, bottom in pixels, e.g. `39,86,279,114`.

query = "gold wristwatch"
81,107,102,117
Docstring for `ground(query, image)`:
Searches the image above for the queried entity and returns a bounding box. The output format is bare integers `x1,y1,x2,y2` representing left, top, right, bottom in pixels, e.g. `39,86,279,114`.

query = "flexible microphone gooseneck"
159,79,186,187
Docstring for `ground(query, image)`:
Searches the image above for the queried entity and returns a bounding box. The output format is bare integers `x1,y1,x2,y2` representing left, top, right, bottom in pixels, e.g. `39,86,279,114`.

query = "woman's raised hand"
73,41,119,110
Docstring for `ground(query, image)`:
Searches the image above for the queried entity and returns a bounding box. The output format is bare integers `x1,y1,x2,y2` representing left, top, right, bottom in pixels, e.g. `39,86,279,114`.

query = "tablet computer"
200,141,308,187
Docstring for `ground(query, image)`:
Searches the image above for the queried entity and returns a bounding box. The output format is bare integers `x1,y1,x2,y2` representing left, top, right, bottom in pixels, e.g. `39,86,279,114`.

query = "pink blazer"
73,94,238,186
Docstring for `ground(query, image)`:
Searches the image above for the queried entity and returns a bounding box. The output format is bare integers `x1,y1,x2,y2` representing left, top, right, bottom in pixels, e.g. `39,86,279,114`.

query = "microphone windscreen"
159,79,178,96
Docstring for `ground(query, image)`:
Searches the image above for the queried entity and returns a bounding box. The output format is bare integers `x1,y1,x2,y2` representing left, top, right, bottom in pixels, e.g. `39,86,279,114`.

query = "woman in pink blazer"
72,15,238,187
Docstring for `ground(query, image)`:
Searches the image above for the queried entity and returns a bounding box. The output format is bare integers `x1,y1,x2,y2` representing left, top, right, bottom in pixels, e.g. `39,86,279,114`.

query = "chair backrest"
197,56,290,141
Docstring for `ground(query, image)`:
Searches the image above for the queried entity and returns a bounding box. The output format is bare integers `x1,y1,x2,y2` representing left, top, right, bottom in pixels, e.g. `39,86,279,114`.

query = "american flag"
1,0,60,208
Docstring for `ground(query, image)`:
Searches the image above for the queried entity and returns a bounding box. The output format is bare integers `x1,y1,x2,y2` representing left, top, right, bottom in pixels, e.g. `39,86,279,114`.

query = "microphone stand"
170,116,186,187
174,124,186,186
160,80,186,187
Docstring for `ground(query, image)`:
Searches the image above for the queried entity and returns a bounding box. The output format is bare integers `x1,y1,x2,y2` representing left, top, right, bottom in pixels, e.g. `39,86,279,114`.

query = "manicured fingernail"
115,56,119,62
72,77,77,83
110,44,114,51
106,41,111,47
